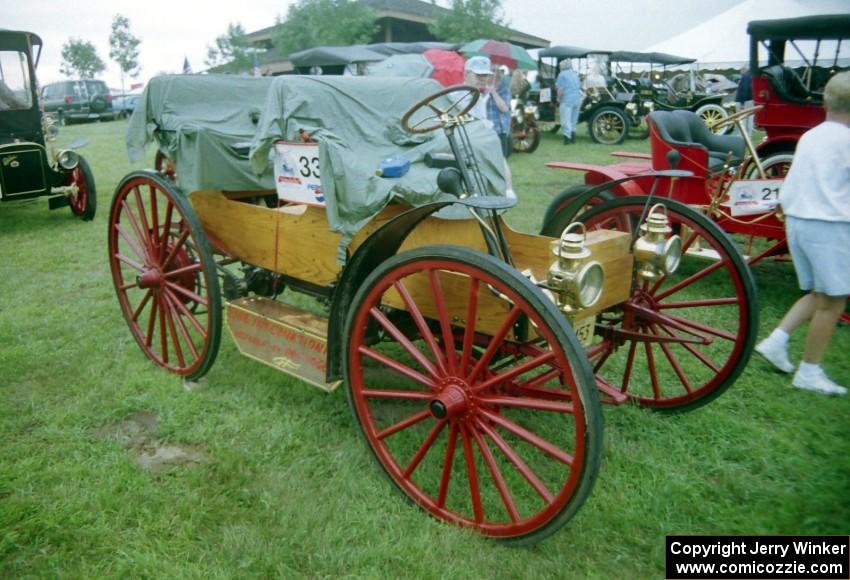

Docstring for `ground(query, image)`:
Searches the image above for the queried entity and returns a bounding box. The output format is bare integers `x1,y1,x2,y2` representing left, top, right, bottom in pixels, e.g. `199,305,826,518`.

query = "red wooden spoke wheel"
344,246,602,545
67,156,96,221
575,196,758,411
108,171,222,380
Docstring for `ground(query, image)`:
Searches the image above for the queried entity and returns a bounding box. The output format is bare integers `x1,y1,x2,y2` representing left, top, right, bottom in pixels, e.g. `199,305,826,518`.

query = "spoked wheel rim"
68,167,89,215
67,158,95,220
744,152,794,179
697,104,730,135
512,126,540,153
577,197,757,410
108,171,221,379
344,247,601,544
590,109,627,145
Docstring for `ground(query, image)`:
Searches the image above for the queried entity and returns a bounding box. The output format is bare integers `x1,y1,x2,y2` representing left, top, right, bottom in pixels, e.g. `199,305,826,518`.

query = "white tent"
644,0,850,67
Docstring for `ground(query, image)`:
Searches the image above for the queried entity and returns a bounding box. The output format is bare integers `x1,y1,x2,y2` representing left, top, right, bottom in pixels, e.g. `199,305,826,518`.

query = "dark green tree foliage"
108,15,141,93
273,0,378,56
60,38,106,79
206,23,254,70
428,0,509,43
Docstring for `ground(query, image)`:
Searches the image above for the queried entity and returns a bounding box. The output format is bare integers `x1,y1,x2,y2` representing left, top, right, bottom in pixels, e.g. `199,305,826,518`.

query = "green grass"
1,118,848,578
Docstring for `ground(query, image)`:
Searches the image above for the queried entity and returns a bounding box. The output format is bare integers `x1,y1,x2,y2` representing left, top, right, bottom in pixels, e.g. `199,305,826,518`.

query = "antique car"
0,29,96,220
531,47,734,145
748,13,850,170
113,74,756,544
533,46,636,145
608,50,734,136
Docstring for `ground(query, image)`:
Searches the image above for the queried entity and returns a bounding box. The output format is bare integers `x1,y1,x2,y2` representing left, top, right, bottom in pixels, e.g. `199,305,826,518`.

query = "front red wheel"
68,156,96,221
343,246,602,545
576,196,758,411
108,171,221,380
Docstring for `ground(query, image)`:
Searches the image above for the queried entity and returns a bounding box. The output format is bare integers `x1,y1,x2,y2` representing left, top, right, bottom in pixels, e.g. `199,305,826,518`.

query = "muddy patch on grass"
98,411,208,473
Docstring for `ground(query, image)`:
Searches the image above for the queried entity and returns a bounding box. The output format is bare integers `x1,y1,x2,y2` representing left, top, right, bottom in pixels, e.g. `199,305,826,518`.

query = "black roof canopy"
289,41,459,67
0,29,42,52
609,51,695,66
538,45,610,59
748,14,850,41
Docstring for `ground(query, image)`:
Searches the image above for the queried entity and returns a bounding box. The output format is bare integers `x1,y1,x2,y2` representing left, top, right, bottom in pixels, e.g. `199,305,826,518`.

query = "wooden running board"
225,296,341,392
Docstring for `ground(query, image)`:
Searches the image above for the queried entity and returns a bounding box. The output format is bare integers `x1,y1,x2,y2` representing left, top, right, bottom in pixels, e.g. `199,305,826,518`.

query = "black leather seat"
650,110,745,172
761,65,822,105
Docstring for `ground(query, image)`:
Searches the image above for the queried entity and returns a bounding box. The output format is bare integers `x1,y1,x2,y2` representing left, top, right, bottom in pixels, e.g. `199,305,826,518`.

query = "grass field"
1,117,848,578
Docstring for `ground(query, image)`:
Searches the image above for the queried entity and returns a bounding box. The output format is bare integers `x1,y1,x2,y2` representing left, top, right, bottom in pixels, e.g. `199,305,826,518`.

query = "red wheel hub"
429,378,470,420
137,268,163,289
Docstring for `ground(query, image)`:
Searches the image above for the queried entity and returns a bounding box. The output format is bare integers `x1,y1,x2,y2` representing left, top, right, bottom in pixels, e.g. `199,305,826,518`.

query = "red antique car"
749,13,850,168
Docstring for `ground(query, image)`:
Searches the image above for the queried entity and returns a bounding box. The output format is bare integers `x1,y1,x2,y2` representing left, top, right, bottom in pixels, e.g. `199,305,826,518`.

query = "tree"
273,0,378,56
428,0,510,43
205,23,253,71
109,14,141,94
60,38,106,79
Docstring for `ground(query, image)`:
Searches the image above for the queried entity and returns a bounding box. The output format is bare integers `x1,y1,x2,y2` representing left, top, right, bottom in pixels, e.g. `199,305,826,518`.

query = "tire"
90,94,107,114
343,245,603,545
571,196,758,412
540,184,616,237
512,126,541,154
108,171,222,380
696,103,730,135
743,152,794,179
57,111,67,126
67,156,96,221
588,106,629,145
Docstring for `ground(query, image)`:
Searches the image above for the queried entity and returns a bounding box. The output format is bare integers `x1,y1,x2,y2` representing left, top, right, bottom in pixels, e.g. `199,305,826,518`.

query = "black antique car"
0,29,96,220
532,47,734,144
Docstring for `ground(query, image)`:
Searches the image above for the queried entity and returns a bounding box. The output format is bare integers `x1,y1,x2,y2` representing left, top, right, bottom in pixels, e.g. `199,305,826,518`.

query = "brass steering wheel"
401,85,480,134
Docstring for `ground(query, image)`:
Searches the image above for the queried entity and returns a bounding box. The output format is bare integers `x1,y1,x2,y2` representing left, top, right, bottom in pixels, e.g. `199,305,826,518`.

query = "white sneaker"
755,337,794,373
792,368,848,396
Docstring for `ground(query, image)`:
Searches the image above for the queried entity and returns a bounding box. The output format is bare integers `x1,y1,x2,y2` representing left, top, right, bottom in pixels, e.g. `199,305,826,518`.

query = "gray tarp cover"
250,76,506,254
128,74,506,259
127,74,276,191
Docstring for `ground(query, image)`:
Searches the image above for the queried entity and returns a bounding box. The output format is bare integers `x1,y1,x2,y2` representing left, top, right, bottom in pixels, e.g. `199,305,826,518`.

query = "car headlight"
56,149,80,170
42,115,59,141
633,204,682,280
547,222,604,314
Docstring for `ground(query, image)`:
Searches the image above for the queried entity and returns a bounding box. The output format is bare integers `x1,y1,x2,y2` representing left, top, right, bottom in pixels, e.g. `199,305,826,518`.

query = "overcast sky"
8,0,745,89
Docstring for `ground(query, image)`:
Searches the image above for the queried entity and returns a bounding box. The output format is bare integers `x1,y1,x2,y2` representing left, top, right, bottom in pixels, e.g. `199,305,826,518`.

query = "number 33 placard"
274,141,325,206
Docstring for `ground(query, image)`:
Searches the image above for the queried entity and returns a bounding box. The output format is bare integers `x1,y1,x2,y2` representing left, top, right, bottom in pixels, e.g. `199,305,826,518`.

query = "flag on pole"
183,57,192,75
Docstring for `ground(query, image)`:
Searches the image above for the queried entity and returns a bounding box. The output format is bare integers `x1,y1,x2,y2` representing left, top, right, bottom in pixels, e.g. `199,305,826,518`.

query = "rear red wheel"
68,156,96,221
108,171,221,380
344,246,602,545
575,196,758,411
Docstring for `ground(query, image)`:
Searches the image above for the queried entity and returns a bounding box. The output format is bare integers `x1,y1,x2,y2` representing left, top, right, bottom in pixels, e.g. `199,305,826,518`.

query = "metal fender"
325,196,516,381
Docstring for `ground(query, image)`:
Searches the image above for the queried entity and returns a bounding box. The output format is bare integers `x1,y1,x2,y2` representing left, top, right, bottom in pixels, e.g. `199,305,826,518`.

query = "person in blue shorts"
755,71,850,395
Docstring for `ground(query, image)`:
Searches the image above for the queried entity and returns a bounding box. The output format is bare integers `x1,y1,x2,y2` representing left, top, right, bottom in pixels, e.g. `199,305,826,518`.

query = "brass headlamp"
547,222,604,315
633,203,682,280
43,115,59,141
56,149,80,171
